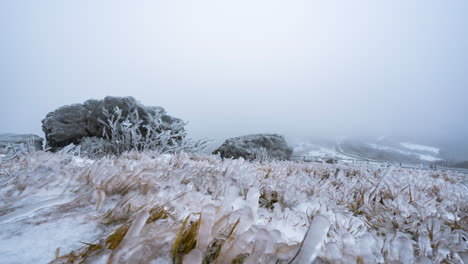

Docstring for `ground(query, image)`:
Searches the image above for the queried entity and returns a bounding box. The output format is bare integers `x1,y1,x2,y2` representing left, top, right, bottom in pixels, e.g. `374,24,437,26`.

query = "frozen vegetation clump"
0,134,43,152
0,134,43,161
79,106,210,156
0,149,467,263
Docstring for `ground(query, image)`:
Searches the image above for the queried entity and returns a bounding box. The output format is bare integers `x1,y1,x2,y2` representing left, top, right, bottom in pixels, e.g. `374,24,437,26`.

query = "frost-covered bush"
79,106,210,156
0,136,41,161
253,147,272,163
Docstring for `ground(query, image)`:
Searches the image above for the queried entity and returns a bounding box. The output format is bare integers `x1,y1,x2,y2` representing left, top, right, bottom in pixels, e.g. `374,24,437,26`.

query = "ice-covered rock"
0,133,43,153
213,134,293,161
41,96,185,151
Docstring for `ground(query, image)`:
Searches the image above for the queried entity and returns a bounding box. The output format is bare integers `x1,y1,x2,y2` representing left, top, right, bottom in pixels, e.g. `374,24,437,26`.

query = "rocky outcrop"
42,96,185,150
213,134,293,161
0,133,44,153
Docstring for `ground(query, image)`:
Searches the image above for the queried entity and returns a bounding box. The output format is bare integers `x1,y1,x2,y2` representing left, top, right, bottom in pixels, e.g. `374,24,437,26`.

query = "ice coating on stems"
291,215,330,264
1,149,466,263
196,204,216,251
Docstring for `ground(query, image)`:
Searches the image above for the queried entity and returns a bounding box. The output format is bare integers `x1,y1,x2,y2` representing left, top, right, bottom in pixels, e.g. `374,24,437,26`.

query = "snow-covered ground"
368,143,442,162
401,143,440,155
0,149,467,263
293,143,350,160
293,139,445,164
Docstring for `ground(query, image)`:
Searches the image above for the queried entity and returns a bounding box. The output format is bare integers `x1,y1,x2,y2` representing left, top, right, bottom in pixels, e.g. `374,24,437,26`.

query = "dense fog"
1,0,467,153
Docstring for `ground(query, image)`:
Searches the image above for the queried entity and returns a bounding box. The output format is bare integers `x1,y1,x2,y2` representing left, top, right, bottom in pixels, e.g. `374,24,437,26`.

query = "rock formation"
213,134,293,161
42,96,185,151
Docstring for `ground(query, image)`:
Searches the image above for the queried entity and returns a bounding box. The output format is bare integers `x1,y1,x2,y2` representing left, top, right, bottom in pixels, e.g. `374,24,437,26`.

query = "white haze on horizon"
1,0,467,152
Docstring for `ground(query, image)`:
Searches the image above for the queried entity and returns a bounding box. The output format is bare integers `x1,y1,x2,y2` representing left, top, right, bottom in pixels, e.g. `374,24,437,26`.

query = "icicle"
183,249,202,264
236,207,255,234
324,242,341,263
369,166,394,199
108,209,150,264
246,187,260,210
222,228,256,261
455,252,468,264
290,215,330,264
434,247,450,263
197,204,216,251
247,228,270,261
246,186,260,222
125,209,149,239
357,234,375,263
415,256,432,264
222,186,240,212
342,232,356,256
337,232,357,263
273,202,283,218
96,189,106,211
266,229,281,254
417,235,432,256
389,235,414,263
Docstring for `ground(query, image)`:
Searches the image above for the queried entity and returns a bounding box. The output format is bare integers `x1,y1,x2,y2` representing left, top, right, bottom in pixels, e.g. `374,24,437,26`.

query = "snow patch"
308,147,349,159
418,154,442,162
0,209,102,264
400,142,440,154
369,143,441,162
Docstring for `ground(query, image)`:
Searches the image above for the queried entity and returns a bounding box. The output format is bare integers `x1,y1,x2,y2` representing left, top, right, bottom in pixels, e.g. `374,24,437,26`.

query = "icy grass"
0,149,467,263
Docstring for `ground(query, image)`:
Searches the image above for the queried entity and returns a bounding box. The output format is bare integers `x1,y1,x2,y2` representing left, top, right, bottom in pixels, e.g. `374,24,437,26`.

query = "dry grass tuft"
105,224,130,250
146,206,169,224
203,218,240,263
172,213,201,264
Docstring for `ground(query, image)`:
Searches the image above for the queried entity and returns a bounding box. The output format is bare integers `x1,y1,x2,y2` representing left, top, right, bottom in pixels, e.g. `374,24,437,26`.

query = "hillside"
292,137,468,172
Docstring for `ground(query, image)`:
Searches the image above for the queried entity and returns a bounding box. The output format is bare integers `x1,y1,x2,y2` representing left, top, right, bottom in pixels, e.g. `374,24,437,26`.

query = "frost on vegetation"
0,148,467,263
252,147,272,163
290,215,330,263
0,136,41,162
79,106,210,157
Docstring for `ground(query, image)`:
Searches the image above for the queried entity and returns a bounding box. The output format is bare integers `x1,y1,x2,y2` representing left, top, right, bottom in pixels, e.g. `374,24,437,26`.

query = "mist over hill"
290,135,468,169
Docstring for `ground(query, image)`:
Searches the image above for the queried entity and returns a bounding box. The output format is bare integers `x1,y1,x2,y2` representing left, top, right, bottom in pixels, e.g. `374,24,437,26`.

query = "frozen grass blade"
290,215,330,264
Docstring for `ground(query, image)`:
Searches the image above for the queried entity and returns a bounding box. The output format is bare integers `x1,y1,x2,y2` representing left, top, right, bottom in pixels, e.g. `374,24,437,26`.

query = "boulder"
0,133,44,153
213,134,293,161
42,96,185,150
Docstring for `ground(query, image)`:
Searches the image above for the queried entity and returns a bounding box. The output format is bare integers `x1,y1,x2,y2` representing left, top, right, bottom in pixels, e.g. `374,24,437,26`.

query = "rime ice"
0,148,467,263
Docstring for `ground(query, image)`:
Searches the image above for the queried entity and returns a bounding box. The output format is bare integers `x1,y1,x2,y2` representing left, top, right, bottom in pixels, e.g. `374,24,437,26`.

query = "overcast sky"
1,0,467,147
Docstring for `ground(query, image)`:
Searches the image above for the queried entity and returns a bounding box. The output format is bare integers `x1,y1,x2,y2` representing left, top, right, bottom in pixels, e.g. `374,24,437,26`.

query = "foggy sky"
1,0,467,147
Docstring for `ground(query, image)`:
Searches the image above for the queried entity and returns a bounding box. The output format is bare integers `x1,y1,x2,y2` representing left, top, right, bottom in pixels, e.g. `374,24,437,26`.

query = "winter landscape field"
2,1,468,263
1,145,467,263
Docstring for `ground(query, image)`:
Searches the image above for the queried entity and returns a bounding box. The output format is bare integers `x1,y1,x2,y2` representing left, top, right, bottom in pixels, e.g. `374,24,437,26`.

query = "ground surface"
0,149,467,263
